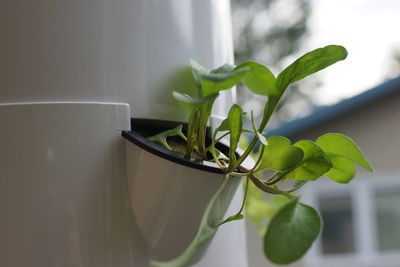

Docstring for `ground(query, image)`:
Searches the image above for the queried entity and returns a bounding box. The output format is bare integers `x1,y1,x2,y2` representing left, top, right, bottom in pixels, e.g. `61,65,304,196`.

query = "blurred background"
230,0,400,266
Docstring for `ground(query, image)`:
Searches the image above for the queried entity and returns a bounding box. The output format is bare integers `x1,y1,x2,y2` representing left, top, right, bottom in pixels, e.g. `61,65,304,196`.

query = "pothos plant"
148,45,374,264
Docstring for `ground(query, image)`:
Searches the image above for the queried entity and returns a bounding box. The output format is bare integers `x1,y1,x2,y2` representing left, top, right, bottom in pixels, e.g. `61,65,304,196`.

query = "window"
319,194,355,255
374,188,400,252
301,172,400,267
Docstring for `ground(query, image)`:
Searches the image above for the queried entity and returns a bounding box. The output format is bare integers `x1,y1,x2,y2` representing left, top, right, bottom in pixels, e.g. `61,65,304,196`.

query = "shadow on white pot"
122,119,242,265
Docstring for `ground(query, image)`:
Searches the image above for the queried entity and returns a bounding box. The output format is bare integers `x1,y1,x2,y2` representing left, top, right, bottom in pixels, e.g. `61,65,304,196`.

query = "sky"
305,0,400,105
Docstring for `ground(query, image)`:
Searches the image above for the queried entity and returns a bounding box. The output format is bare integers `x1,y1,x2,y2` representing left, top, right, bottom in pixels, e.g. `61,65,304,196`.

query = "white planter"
123,119,242,264
1,0,234,122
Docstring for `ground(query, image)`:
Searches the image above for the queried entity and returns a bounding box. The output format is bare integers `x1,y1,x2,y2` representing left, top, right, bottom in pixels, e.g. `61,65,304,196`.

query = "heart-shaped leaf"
264,198,322,264
257,136,304,171
235,61,275,96
324,154,356,183
316,133,374,171
285,140,333,180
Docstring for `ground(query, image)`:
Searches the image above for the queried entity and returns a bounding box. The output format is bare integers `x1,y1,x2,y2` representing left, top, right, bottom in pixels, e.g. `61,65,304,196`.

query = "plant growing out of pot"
122,45,373,266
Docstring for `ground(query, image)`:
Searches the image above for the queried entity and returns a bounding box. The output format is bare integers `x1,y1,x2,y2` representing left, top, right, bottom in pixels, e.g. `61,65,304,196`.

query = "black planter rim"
122,119,230,174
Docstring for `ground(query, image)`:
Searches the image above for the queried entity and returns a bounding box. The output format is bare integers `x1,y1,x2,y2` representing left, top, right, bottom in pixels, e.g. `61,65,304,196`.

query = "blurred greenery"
231,0,318,124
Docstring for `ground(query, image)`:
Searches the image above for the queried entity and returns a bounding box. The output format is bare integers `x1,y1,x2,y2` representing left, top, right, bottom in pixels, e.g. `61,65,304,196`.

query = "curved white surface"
0,102,151,267
0,0,235,121
125,139,242,262
1,0,248,265
0,102,248,267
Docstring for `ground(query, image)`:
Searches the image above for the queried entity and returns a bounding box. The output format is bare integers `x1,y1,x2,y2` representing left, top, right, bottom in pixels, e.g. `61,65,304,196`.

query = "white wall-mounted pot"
122,119,242,264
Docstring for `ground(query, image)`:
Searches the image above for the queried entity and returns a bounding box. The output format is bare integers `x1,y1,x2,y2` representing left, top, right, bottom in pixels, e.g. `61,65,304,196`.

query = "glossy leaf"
272,45,347,97
324,154,356,183
235,61,275,96
285,140,333,180
257,136,304,171
264,198,322,264
316,133,374,171
228,104,243,166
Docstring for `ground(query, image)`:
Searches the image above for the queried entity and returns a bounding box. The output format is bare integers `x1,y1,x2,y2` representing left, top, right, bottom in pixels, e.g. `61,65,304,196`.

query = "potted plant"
122,45,374,266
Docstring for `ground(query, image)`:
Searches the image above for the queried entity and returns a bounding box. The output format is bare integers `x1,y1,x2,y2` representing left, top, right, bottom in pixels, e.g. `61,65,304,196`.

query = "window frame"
300,171,400,267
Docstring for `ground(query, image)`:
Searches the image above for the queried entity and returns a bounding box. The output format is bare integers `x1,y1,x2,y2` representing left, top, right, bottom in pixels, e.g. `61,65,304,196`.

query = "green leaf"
213,116,252,138
272,45,348,97
228,104,243,166
172,91,219,112
257,136,304,171
175,91,219,157
324,154,356,183
189,60,249,96
201,68,248,96
251,110,268,145
245,188,290,235
316,133,374,171
285,140,333,180
235,61,275,96
196,93,220,154
148,125,187,150
214,117,230,134
264,198,322,264
190,60,209,95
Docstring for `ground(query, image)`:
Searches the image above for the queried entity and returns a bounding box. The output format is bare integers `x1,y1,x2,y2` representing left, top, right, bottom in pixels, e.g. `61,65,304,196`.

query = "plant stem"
238,176,249,214
208,132,229,151
185,110,197,157
234,97,279,169
212,176,249,227
248,173,293,199
265,170,290,185
251,145,265,172
240,166,293,199
210,144,227,171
